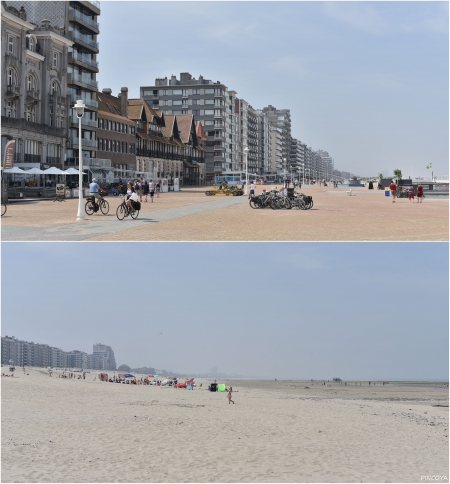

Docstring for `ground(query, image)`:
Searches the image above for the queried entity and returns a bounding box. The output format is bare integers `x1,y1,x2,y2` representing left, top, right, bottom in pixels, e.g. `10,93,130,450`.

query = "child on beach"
227,387,235,404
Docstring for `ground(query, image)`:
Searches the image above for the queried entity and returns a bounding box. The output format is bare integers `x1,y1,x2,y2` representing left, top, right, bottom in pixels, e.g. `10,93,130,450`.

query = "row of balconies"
69,8,100,34
69,30,99,53
68,52,99,72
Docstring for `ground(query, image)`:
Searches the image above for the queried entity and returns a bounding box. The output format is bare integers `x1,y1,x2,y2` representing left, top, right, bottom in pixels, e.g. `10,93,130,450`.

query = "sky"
96,1,449,178
2,242,448,380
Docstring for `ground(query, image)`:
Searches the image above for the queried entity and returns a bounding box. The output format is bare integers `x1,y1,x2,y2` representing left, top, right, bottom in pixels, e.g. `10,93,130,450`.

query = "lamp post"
73,99,85,220
244,147,249,195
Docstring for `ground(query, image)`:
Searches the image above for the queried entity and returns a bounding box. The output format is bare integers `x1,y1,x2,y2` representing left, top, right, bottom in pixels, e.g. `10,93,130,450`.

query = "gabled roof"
97,91,130,121
175,114,196,145
196,121,207,140
161,114,176,139
128,98,164,126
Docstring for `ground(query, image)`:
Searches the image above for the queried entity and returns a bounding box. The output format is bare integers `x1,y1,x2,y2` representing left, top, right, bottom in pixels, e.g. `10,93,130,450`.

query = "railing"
66,157,111,168
69,52,99,70
71,115,97,128
69,138,97,148
70,30,99,50
6,84,20,96
49,94,67,104
69,95,98,110
26,89,40,101
23,154,42,163
69,8,99,30
68,72,98,89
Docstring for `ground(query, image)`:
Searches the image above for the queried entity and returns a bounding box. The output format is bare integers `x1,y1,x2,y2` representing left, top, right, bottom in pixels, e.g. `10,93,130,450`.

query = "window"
26,105,36,122
51,81,59,95
5,100,17,118
53,52,58,68
192,89,200,94
192,99,200,105
129,143,135,154
182,110,188,114
105,103,114,113
192,110,200,116
173,89,182,95
182,89,188,96
8,36,14,53
7,68,15,87
112,140,116,152
162,89,169,95
173,100,182,105
27,75,35,91
205,89,214,94
122,142,127,153
29,37,35,52
130,126,135,135
114,106,122,115
98,138,103,150
97,96,102,103
205,110,214,115
204,120,214,126
205,99,214,105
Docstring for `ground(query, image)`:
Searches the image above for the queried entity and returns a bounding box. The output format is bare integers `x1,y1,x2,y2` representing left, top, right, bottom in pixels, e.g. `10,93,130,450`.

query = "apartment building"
262,105,291,174
316,150,334,180
270,127,283,174
290,138,305,181
1,3,72,169
6,1,101,167
256,109,271,176
1,335,116,370
141,73,238,184
93,343,116,371
95,87,136,182
235,98,248,174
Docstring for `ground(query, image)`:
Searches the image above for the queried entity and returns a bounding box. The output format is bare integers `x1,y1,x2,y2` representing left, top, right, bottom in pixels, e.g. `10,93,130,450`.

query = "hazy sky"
2,242,448,380
96,1,449,178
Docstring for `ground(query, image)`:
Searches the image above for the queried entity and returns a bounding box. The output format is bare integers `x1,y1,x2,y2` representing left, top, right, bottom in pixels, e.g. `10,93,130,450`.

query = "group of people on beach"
129,179,162,203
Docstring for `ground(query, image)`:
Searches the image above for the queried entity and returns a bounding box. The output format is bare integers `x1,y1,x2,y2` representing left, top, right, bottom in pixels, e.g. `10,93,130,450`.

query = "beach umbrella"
3,167,26,174
42,167,66,175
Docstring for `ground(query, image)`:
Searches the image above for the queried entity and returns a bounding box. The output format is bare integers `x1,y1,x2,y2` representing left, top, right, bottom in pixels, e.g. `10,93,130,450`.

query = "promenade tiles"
1,185,448,241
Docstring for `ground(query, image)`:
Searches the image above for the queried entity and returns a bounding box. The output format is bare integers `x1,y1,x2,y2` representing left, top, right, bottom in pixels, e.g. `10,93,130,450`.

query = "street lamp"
244,147,249,195
73,99,85,220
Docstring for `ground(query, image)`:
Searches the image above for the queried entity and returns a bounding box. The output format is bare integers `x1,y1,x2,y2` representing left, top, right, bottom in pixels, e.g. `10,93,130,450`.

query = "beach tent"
217,384,226,392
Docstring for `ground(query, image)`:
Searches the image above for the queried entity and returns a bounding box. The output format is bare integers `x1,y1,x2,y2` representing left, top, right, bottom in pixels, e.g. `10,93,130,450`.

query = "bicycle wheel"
1,203,6,216
249,199,257,209
130,209,139,219
85,200,95,215
116,203,126,220
99,199,109,215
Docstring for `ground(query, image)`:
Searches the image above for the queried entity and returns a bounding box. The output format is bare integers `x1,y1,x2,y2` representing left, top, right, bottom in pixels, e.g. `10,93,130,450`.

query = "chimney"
121,87,128,117
102,88,112,95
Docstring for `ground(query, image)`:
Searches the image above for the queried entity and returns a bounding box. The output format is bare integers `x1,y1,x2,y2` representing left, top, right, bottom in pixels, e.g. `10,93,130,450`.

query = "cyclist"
89,178,103,208
125,181,138,212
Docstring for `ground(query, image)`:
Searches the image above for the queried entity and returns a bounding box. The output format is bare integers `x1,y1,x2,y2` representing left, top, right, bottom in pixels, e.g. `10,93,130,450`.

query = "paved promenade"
1,185,448,241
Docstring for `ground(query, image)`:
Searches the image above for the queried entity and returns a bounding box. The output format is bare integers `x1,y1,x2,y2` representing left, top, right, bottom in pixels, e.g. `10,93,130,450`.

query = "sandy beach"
1,367,448,483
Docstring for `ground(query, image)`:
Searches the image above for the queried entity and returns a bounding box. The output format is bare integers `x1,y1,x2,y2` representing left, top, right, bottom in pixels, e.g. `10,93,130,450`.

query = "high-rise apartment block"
141,73,238,184
262,105,292,175
1,335,116,370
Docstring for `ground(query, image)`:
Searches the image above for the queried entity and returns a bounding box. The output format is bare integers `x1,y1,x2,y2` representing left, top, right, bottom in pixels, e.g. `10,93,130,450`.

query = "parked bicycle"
85,196,109,215
116,195,140,220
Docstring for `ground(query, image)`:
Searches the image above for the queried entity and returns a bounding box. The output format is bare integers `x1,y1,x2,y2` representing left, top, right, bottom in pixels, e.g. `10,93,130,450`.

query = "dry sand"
2,367,448,483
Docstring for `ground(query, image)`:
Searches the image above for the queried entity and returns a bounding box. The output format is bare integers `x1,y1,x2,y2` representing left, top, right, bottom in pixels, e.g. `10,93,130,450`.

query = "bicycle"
85,196,109,215
116,196,139,220
1,202,6,217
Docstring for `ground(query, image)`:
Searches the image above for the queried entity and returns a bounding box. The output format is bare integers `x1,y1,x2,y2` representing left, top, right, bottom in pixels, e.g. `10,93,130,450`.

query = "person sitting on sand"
227,387,235,404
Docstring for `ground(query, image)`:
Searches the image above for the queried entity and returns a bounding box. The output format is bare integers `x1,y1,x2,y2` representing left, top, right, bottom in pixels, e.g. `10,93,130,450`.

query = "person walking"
143,180,149,202
156,180,161,198
389,180,397,202
149,179,155,202
408,185,415,203
417,183,423,203
227,386,235,404
248,181,256,199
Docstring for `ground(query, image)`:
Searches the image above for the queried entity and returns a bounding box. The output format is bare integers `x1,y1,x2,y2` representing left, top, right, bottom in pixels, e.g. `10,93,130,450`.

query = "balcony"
68,52,99,72
69,30,99,52
25,89,40,103
49,94,67,105
69,95,98,111
79,0,101,15
67,72,98,90
69,137,97,148
1,116,65,137
69,8,99,33
70,115,97,128
5,84,20,99
214,156,225,162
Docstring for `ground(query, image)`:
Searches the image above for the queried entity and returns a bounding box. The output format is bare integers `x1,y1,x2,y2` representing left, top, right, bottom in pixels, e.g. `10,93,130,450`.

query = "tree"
118,364,131,371
393,168,402,180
